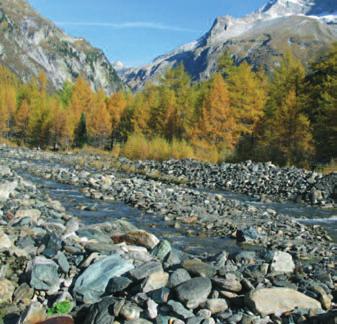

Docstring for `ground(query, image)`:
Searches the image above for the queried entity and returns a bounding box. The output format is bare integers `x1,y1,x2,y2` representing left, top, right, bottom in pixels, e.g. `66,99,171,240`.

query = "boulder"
30,257,60,293
17,302,47,324
182,259,216,278
151,240,171,261
113,230,159,249
73,254,134,304
83,297,116,324
205,299,228,314
270,251,295,274
0,279,15,304
129,261,163,281
0,180,17,202
247,288,322,316
0,230,12,251
175,277,212,309
142,271,169,293
212,274,242,293
169,268,191,288
15,209,41,223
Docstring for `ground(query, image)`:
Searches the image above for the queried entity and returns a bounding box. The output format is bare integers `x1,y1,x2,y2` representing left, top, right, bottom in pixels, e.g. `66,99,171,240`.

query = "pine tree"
305,44,337,161
217,51,237,78
14,99,30,143
74,112,88,148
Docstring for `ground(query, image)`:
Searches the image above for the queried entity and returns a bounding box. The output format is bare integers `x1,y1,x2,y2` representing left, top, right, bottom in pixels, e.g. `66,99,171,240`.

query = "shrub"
148,137,171,161
171,139,194,160
122,133,150,160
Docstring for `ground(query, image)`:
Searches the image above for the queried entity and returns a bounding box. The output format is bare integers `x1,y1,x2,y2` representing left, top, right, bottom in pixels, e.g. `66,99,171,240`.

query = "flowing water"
9,152,337,256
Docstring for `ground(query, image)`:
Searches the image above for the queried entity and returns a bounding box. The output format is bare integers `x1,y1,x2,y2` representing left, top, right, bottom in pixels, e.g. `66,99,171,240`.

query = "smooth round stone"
169,268,191,288
175,277,212,309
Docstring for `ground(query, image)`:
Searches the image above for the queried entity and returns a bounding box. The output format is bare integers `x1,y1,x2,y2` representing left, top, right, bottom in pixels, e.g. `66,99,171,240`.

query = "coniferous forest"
0,46,336,167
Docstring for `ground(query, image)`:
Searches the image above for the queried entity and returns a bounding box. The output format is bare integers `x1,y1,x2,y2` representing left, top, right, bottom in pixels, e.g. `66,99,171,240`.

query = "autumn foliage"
0,46,336,167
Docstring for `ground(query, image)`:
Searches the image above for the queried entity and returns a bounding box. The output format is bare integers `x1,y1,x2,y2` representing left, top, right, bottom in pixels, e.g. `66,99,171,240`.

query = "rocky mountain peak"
0,0,124,93
261,0,337,17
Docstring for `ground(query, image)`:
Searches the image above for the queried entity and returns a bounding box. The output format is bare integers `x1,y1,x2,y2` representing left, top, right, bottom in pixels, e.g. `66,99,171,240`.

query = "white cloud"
55,21,200,33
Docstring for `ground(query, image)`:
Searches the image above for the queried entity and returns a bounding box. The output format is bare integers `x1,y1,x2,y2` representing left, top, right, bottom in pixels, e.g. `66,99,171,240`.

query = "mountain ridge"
0,0,123,93
121,0,337,91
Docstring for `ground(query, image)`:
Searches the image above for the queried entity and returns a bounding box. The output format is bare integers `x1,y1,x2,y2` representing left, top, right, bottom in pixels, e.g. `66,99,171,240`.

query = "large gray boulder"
73,254,134,304
30,257,60,293
175,277,212,309
247,288,322,316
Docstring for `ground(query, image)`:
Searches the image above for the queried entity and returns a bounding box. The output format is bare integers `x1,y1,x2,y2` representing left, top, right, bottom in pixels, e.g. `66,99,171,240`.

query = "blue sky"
28,0,266,67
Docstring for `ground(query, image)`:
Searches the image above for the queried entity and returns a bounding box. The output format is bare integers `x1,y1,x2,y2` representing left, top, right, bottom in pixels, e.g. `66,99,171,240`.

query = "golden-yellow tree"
197,73,238,148
87,90,112,147
228,62,267,135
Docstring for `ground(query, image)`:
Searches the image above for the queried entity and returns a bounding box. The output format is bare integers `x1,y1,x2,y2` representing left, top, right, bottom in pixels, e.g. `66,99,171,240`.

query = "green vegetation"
0,45,336,167
47,301,73,316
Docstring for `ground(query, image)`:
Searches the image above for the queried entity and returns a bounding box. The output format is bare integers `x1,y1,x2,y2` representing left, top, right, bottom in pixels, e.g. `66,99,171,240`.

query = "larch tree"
258,89,314,166
88,90,112,147
198,73,238,148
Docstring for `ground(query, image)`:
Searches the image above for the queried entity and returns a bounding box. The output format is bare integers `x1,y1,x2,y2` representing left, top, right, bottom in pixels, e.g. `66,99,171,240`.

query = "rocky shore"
0,146,336,323
3,147,337,207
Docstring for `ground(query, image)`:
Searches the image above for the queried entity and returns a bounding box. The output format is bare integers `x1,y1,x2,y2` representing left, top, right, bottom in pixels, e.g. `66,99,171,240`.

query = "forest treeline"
0,45,336,167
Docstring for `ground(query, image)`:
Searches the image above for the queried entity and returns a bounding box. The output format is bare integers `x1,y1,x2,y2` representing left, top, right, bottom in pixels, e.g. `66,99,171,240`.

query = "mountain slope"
122,0,337,91
0,0,123,93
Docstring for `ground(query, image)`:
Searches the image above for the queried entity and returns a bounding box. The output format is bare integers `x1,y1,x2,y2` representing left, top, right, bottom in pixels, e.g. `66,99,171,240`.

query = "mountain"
121,0,337,91
0,0,123,93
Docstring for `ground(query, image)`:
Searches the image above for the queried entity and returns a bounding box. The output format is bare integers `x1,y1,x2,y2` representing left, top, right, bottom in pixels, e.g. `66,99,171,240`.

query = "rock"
147,299,158,319
13,283,34,305
0,180,17,202
114,230,160,249
168,300,194,319
182,259,216,278
212,274,242,293
169,269,191,288
0,230,12,251
38,317,74,324
56,252,70,273
30,256,60,293
106,277,132,293
175,277,212,309
310,284,332,310
83,297,115,324
270,251,295,274
43,233,63,258
17,302,47,324
142,271,169,293
205,299,228,314
73,254,134,304
120,302,141,320
247,288,322,316
0,279,15,304
236,227,261,243
15,209,41,223
129,261,163,281
151,240,171,261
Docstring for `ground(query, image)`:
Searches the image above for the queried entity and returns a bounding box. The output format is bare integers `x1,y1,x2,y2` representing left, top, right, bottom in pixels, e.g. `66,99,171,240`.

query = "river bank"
0,146,336,323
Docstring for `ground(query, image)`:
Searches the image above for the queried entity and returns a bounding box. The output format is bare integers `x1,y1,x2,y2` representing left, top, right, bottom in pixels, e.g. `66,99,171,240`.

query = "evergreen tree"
305,44,337,161
74,112,88,148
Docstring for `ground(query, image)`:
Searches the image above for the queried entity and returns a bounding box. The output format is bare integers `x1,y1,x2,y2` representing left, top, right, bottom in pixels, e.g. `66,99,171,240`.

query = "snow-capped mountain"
121,0,337,91
0,0,124,93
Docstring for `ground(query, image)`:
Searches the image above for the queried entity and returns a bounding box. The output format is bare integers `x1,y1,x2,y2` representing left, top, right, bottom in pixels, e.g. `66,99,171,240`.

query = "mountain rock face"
122,0,337,91
0,0,123,93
